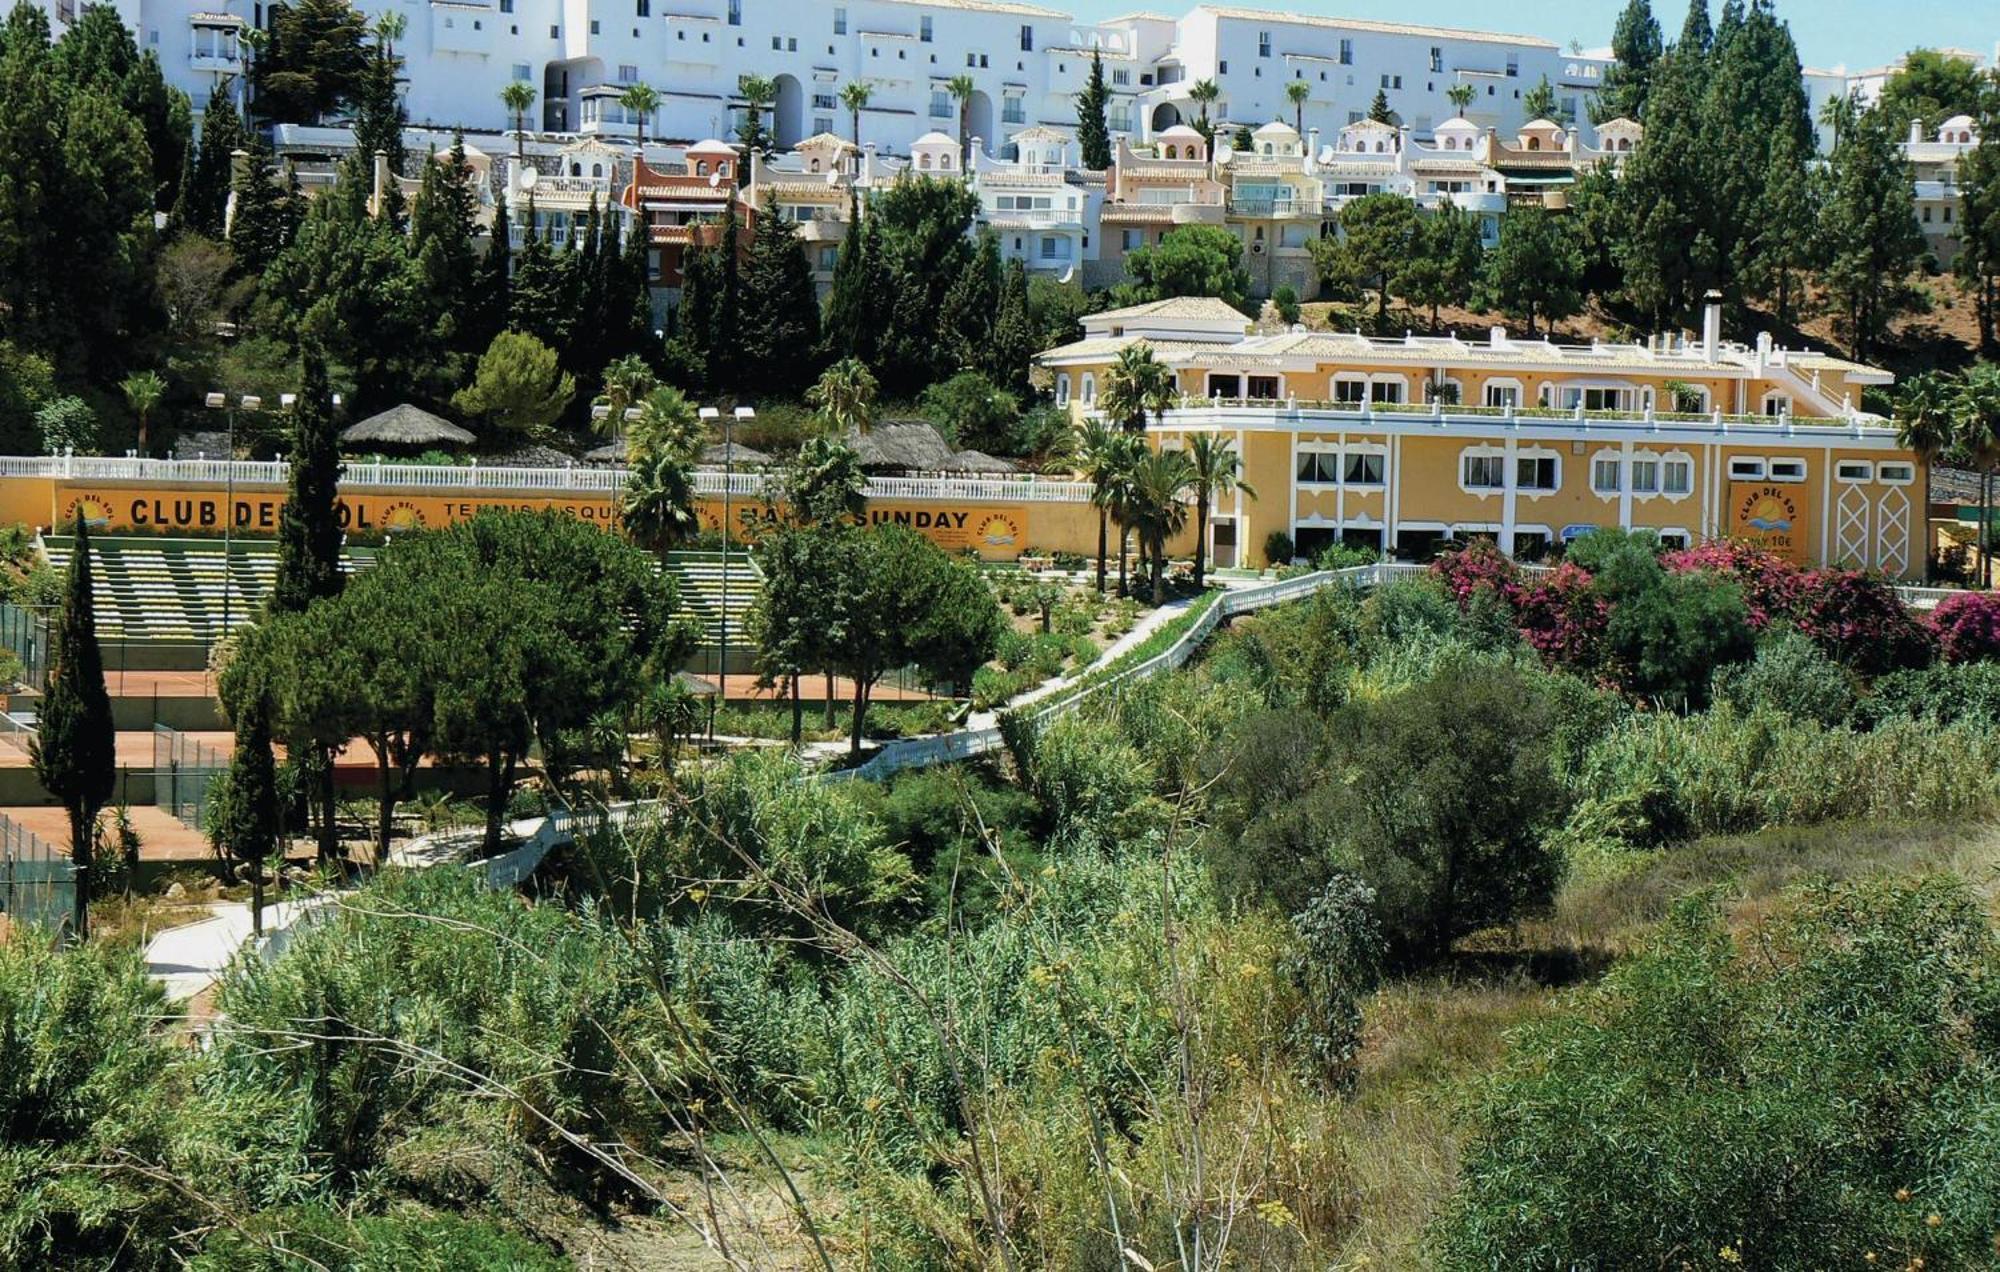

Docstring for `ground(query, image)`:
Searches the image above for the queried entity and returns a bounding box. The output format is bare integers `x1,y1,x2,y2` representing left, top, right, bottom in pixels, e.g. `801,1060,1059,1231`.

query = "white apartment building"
968,124,1102,278
1904,115,1983,269
58,0,1619,161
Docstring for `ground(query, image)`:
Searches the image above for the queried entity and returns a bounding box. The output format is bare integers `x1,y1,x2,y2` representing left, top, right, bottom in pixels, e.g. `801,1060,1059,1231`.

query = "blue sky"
1061,1,1994,74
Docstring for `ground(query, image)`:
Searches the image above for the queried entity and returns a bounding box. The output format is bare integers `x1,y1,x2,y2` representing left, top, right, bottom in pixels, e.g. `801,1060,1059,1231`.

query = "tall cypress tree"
738,200,821,394
938,229,1001,372
31,516,115,940
1076,49,1113,170
715,199,742,389
409,136,481,354
0,5,67,351
1678,0,1714,57
230,138,300,276
220,691,279,937
987,259,1036,394
1820,98,1927,356
509,197,572,348
273,345,345,615
473,195,513,353
190,83,245,238
819,186,871,362
616,207,657,360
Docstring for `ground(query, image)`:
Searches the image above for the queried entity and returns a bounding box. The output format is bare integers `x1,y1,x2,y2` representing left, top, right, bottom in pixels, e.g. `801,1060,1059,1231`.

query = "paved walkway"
144,896,328,1002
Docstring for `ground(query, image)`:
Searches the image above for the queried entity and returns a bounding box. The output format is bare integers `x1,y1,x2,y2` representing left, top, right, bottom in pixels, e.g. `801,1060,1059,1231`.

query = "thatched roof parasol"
340,404,476,448
698,441,774,467
853,421,957,473
947,449,1017,474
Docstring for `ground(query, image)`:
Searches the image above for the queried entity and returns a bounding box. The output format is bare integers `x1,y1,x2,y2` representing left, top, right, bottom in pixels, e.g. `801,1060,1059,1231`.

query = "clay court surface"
0,730,235,769
0,804,213,861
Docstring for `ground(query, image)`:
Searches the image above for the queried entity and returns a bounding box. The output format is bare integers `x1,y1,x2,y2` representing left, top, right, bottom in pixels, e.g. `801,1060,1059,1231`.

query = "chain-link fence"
153,724,228,831
0,812,74,934
0,601,50,693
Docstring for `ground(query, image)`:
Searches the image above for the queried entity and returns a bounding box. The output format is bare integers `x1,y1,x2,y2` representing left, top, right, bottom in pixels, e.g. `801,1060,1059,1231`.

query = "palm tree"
595,354,656,441
1127,450,1195,604
1898,371,1973,578
947,73,977,163
373,10,406,60
738,74,776,153
1075,419,1136,593
839,81,873,148
622,448,701,553
500,80,536,167
807,357,879,437
631,384,704,462
1188,78,1220,138
1285,79,1311,135
1186,434,1256,588
1099,345,1177,433
1957,365,2000,583
1447,83,1475,115
120,369,166,456
620,82,661,150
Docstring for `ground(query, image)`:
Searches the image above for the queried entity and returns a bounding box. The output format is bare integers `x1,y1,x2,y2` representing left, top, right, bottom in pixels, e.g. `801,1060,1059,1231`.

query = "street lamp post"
589,403,643,459
203,392,261,643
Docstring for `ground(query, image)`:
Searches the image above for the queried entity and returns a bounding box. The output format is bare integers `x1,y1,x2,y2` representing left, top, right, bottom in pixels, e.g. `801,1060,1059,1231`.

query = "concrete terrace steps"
659,550,763,645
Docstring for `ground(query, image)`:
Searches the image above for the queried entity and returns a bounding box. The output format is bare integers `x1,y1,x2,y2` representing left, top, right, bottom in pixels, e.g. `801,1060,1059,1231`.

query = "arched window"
592,162,603,177
942,154,954,170
1056,373,1071,405
695,161,708,176
920,153,932,169
1081,372,1096,403
810,158,821,172
1527,137,1541,151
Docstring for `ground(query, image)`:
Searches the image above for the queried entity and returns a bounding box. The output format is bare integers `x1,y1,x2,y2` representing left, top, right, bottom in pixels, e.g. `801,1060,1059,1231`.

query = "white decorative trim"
1835,484,1871,568
1876,487,1911,577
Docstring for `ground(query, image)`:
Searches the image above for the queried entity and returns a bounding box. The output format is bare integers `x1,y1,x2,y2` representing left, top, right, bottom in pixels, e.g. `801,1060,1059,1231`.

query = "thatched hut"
947,449,1018,474
852,421,957,474
340,404,476,452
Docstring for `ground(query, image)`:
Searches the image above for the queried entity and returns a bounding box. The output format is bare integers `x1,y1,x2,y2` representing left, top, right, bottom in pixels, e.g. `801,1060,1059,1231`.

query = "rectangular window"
1484,383,1520,409
1003,95,1025,123
1258,30,1271,57
1333,379,1368,404
1247,375,1280,400
1728,457,1767,481
1370,380,1404,404
1297,452,1337,484
1020,24,1033,51
1122,229,1141,249
1339,38,1353,65
833,6,846,34
512,62,530,81
920,15,932,41
813,91,836,110
619,63,638,81
1505,53,1518,77
1836,460,1872,482
930,89,951,117
1463,455,1506,490
1430,45,1443,73
1592,458,1622,493
1630,459,1659,494
1664,459,1692,494
1112,68,1129,85
1769,458,1807,482
1517,456,1557,491
590,19,600,33
635,0,648,14
1878,462,1916,484
727,0,740,24
500,0,511,11
1344,452,1384,485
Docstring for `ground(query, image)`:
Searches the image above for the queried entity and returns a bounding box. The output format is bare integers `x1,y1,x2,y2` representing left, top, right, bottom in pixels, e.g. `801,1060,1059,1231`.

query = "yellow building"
1042,297,1924,576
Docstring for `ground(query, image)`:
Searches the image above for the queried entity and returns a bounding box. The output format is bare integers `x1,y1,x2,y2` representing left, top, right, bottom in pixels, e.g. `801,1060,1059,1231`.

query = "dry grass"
1314,819,2000,1269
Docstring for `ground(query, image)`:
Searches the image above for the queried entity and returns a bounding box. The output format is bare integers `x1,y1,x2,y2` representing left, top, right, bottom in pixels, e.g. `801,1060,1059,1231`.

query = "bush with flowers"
1929,590,2000,664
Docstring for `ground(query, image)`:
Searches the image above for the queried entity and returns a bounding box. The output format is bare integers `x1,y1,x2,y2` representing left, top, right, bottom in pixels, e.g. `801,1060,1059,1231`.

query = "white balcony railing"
0,456,1096,503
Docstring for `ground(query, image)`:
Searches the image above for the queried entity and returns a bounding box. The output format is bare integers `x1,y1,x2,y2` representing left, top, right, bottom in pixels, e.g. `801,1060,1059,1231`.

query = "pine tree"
1480,205,1584,337
255,0,371,123
987,259,1037,394
1715,0,1746,51
1956,119,2000,351
190,83,246,238
1742,122,1818,328
1596,0,1663,122
615,206,657,360
473,195,512,353
738,200,822,394
351,44,407,223
1614,47,1722,326
1679,0,1714,57
1819,98,1928,357
408,135,481,353
0,6,69,348
1076,49,1112,170
938,230,1000,371
273,344,345,615
1369,88,1394,124
1706,0,1812,301
229,138,299,275
31,516,115,940
509,197,573,349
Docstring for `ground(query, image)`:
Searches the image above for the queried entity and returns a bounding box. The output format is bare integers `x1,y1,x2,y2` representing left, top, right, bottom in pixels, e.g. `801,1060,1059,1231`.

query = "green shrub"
1862,661,2000,728
1603,570,1754,708
1712,628,1858,727
1272,284,1301,325
995,628,1032,671
1435,876,2000,1270
1007,714,1161,850
191,1206,565,1271
1263,530,1295,566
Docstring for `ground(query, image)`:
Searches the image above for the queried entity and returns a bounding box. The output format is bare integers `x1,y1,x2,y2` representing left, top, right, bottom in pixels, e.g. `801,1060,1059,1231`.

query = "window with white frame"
1080,373,1096,403
1630,458,1659,494
1003,94,1026,124
1370,379,1405,404
1296,450,1340,484
1728,457,1767,480
1878,462,1915,484
1768,457,1807,482
1516,454,1558,491
1056,373,1070,405
1562,385,1638,413
1484,380,1521,409
1463,453,1506,490
1247,375,1281,400
1656,528,1691,549
1762,392,1792,417
930,89,951,117
1836,460,1873,483
1592,456,1622,493
1663,456,1693,495
1332,377,1368,404
1344,451,1385,485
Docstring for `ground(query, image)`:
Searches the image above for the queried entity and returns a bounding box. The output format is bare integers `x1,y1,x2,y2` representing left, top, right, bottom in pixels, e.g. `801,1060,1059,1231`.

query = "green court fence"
153,724,228,831
0,601,51,693
0,812,74,934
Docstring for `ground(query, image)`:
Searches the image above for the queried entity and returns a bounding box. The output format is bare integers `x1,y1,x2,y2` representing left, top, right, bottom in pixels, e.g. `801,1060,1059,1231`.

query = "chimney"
371,148,389,220
1306,127,1320,170
223,147,251,238
863,141,879,185
970,135,986,171
1755,330,1773,373
1701,289,1723,363
1489,325,1507,347
750,145,765,189
1910,117,1924,145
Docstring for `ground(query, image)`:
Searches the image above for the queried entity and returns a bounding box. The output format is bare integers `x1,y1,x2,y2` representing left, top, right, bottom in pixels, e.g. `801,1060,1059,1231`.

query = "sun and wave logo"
976,513,1021,548
378,502,427,532
62,496,113,530
1743,492,1794,534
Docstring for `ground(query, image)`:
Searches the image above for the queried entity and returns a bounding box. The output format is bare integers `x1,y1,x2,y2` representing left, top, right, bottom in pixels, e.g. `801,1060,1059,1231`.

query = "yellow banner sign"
55,486,1034,559
1729,482,1808,564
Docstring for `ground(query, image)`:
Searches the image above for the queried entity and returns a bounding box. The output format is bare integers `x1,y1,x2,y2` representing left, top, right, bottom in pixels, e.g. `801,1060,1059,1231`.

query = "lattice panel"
1875,487,1911,578
1835,486,1871,568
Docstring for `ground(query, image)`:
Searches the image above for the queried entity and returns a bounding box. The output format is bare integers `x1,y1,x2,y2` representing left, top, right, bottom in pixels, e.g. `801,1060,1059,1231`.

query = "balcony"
187,17,243,73
1229,192,1321,218
987,207,1081,229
